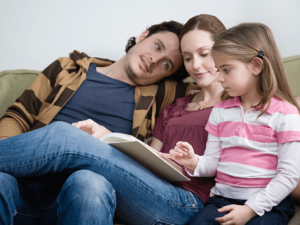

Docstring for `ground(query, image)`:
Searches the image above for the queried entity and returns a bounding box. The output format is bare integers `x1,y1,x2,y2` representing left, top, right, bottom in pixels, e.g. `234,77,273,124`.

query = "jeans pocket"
152,220,176,225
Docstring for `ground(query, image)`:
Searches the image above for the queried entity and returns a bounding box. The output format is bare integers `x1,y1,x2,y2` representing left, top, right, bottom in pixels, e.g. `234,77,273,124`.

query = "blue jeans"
0,122,203,225
189,195,295,225
0,170,116,225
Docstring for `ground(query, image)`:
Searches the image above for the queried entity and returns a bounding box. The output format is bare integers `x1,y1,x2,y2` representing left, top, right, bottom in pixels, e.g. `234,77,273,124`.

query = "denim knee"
57,170,116,212
0,172,19,224
0,172,18,199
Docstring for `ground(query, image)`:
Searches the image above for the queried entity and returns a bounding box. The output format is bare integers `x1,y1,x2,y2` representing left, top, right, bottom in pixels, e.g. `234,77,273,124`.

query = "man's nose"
149,54,160,66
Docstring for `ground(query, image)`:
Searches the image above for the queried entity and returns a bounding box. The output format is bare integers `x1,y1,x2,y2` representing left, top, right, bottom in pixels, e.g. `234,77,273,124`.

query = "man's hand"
72,119,111,139
215,204,257,225
0,137,8,140
159,141,199,171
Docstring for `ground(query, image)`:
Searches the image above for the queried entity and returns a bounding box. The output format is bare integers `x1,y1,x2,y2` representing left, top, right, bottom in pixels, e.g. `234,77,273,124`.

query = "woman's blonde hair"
212,23,300,116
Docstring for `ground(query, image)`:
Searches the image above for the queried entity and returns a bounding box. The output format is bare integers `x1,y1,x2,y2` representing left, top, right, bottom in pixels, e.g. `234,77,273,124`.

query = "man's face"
124,31,183,86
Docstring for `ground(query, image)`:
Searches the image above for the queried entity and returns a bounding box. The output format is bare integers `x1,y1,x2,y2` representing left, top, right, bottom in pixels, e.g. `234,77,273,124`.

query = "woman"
0,14,225,225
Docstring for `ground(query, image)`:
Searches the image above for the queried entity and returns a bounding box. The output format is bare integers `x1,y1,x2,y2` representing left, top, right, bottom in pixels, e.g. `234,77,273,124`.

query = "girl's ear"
250,57,263,76
135,30,150,44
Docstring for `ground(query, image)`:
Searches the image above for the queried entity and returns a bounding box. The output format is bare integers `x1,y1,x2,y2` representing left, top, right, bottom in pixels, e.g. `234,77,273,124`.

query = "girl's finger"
174,146,187,155
169,149,184,157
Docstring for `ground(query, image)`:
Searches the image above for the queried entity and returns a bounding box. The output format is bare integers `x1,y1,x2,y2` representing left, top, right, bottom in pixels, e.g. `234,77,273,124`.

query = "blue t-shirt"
51,63,135,134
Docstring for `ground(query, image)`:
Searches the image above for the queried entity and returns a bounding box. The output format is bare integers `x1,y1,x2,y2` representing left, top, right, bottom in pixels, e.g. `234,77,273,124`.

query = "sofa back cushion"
0,69,39,117
283,55,300,97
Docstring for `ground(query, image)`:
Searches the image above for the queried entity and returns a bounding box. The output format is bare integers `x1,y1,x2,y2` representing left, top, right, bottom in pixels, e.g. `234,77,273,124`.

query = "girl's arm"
159,133,221,177
186,133,221,177
245,141,300,216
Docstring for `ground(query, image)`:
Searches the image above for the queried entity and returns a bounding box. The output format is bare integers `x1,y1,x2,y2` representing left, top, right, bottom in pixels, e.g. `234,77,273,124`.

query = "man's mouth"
141,57,150,73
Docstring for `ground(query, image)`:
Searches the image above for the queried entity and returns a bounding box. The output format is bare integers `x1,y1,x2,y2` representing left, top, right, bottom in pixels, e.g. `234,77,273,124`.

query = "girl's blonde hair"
212,23,300,115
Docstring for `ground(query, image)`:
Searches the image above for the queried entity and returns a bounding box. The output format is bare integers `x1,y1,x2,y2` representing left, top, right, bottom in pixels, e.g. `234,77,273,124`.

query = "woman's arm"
150,137,163,152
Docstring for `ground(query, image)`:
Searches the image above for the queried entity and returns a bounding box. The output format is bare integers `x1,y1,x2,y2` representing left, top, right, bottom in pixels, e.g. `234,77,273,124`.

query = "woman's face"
181,30,219,88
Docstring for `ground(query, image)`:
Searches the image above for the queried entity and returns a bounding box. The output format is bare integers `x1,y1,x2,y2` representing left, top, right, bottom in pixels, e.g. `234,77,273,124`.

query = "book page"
100,133,136,143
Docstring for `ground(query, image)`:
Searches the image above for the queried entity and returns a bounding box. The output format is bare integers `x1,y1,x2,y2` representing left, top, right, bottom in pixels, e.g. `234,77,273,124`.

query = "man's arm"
0,58,66,138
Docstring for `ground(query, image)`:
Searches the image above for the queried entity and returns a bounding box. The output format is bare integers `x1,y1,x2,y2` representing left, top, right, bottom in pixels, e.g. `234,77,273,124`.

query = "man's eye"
163,61,169,69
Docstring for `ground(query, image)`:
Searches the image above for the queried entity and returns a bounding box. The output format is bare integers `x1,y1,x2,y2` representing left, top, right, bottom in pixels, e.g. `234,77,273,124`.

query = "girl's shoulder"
268,97,299,115
213,97,240,109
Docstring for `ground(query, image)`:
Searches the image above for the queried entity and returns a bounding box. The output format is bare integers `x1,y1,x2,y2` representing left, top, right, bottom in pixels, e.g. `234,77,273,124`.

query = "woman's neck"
200,81,224,102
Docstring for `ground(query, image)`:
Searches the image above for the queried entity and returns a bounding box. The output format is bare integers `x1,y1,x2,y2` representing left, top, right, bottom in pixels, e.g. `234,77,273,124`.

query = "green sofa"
0,55,300,224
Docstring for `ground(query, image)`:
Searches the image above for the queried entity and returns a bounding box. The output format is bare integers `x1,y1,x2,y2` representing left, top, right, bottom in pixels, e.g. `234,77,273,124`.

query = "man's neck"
96,56,136,86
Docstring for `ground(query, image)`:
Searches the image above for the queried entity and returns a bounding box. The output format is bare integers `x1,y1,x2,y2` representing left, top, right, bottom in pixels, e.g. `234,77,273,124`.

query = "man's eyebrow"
157,39,166,51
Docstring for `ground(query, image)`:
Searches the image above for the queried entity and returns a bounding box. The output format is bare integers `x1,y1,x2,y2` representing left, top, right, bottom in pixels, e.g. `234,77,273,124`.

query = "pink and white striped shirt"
188,96,300,216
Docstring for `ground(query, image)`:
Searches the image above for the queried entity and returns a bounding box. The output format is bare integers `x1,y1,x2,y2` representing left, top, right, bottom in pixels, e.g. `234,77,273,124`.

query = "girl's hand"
72,119,111,139
159,141,199,171
215,204,257,225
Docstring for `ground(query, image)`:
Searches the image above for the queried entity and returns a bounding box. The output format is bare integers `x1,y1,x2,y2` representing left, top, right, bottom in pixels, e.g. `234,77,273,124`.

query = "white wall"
0,0,299,71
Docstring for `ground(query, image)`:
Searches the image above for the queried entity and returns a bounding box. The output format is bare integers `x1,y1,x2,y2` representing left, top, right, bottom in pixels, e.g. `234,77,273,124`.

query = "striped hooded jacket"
0,51,198,141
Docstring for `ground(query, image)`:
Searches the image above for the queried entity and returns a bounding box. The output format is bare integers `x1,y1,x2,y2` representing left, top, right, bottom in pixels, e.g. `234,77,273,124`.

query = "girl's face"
181,30,219,88
214,54,257,97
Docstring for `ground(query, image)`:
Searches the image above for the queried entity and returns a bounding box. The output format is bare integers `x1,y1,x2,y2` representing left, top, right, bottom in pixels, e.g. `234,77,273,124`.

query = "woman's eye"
155,44,160,50
200,53,209,57
163,61,169,69
224,68,230,73
184,57,191,62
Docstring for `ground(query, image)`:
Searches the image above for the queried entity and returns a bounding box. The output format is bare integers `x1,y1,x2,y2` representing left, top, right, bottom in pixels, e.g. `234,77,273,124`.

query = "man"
0,21,197,224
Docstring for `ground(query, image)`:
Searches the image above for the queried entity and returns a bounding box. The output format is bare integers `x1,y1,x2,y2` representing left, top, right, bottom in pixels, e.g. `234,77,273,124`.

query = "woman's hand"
72,119,111,139
215,204,257,225
159,141,199,171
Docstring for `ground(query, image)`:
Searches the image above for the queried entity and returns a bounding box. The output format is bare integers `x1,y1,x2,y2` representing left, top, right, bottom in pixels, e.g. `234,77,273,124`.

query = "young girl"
160,23,300,225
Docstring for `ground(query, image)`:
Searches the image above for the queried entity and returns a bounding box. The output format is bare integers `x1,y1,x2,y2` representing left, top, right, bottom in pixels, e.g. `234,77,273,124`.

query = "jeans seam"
15,212,40,218
41,203,57,210
152,220,176,225
2,152,97,171
185,190,195,205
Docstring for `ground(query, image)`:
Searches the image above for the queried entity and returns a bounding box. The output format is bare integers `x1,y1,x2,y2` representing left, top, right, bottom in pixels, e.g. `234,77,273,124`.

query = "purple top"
153,94,215,203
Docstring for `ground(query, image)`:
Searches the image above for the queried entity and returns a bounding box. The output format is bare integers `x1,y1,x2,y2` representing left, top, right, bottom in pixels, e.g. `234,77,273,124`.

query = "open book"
100,133,190,182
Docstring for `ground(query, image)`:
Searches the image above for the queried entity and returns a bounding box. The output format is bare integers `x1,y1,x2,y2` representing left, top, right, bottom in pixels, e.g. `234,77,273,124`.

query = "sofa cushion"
283,55,300,97
0,69,39,117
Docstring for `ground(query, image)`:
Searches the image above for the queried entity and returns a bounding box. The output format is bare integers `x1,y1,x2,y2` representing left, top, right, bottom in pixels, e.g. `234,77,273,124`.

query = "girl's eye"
163,61,169,69
224,68,230,73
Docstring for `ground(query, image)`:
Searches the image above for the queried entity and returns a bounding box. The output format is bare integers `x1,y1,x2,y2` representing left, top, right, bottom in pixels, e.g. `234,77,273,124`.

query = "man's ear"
250,57,263,76
135,30,150,44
